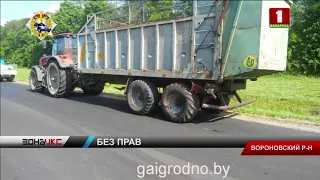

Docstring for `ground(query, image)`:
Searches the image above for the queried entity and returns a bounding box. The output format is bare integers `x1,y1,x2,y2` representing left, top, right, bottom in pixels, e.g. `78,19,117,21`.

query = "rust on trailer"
98,53,104,59
80,44,86,63
205,71,213,79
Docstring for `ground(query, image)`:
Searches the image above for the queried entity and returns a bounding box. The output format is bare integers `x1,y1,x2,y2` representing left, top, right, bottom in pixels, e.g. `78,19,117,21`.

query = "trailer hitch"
202,99,255,111
201,92,256,111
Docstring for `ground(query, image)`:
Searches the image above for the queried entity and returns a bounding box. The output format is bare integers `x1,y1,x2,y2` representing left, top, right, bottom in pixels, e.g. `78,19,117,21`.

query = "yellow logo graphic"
26,11,56,40
243,55,257,68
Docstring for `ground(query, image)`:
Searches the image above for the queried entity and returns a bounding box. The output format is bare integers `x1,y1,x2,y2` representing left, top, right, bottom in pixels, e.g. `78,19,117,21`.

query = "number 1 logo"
276,10,282,23
269,8,290,28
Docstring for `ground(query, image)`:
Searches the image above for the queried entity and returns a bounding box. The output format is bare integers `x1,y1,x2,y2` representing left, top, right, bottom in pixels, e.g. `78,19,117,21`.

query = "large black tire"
161,83,200,123
82,82,104,95
127,80,160,115
46,62,73,98
29,69,44,92
6,75,15,82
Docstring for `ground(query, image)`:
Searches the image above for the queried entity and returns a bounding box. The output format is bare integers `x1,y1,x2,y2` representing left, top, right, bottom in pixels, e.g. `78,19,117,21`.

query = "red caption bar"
241,141,320,156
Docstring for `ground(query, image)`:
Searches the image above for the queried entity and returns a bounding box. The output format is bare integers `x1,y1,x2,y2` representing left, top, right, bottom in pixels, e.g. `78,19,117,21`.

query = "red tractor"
29,33,105,97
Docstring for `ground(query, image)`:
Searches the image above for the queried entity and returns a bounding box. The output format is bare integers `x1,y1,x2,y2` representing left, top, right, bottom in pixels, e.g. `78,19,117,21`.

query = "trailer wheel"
127,80,159,115
161,83,200,123
46,62,73,98
30,69,44,92
6,75,15,82
82,82,104,95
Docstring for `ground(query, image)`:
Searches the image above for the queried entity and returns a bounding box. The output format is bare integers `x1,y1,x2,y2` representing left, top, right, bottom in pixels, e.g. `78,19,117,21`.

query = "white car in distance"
0,59,17,82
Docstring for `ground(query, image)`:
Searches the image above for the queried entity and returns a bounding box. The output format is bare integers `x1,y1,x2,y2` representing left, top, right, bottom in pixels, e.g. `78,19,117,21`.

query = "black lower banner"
0,136,319,148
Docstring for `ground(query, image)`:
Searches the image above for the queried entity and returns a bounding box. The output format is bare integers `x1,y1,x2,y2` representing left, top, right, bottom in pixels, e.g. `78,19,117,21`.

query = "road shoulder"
235,115,319,133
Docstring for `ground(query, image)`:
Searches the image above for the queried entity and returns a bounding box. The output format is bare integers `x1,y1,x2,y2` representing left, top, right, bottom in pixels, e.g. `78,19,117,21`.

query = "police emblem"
26,11,56,40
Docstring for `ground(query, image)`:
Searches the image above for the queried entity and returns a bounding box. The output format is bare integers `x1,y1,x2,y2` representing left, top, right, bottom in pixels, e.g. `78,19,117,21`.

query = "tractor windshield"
52,37,77,56
72,38,77,55
52,37,65,55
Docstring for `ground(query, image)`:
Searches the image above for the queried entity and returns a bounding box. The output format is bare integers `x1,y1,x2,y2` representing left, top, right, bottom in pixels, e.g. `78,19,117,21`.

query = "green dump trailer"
31,0,292,123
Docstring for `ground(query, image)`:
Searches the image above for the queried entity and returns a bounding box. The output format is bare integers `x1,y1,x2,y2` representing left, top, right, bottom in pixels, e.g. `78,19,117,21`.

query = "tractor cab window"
52,38,65,56
72,38,77,55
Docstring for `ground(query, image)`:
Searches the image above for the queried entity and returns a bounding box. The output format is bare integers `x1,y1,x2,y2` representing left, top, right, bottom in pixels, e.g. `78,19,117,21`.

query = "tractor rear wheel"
30,69,44,92
161,83,200,123
46,62,73,98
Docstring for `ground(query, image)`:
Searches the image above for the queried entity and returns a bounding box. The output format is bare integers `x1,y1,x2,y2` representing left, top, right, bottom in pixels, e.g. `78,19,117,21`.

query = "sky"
1,1,61,26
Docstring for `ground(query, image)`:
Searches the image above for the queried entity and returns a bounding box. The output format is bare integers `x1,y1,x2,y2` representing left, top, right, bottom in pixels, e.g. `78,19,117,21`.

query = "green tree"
0,18,42,67
145,0,175,22
52,1,86,34
83,0,117,30
287,0,320,76
83,0,114,16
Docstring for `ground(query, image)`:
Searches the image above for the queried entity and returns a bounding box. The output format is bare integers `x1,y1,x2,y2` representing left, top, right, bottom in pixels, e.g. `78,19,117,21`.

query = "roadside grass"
230,74,320,123
15,68,320,123
14,68,30,82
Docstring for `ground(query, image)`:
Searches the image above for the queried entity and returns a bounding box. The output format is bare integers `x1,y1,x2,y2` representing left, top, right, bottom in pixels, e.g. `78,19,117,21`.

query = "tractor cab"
42,33,77,56
41,33,77,66
51,33,77,57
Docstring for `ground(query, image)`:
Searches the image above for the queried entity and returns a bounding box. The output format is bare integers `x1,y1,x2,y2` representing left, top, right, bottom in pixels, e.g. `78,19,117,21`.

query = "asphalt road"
1,82,319,180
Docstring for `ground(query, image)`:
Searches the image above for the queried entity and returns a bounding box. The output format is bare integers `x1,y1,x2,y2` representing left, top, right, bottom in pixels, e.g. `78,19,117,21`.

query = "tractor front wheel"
30,69,44,92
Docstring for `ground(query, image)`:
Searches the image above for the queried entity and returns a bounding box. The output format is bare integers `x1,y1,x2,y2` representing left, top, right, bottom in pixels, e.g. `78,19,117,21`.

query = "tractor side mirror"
42,41,47,49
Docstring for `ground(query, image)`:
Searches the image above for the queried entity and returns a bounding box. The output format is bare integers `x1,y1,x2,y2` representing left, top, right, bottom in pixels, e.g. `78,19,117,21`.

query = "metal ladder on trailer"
82,15,97,69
